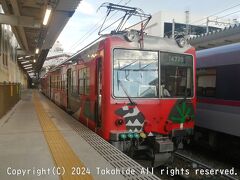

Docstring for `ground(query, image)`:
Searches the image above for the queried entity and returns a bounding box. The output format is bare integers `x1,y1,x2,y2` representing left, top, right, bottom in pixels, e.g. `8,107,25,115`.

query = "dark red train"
41,30,196,166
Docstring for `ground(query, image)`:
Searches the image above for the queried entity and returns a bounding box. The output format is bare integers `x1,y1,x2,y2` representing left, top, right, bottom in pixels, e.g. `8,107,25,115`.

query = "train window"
61,74,66,90
113,49,159,98
160,52,194,98
53,75,55,89
61,75,64,90
197,68,216,97
53,75,55,88
57,76,60,90
79,69,84,94
85,68,90,95
56,76,58,89
59,75,61,90
71,71,78,94
78,68,90,95
64,74,67,90
216,65,240,100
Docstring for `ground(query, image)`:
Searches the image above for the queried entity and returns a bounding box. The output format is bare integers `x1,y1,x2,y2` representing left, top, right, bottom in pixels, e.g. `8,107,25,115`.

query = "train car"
196,43,240,148
41,30,196,166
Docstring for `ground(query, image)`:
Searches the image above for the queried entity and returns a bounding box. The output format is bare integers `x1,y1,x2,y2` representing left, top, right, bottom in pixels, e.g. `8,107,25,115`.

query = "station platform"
0,90,160,180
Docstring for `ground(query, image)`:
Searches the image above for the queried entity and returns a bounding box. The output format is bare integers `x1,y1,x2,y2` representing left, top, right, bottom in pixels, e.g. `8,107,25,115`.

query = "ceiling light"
35,48,39,54
21,61,30,64
25,55,31,58
23,64,32,67
24,67,32,70
18,57,23,60
33,59,36,63
43,5,52,25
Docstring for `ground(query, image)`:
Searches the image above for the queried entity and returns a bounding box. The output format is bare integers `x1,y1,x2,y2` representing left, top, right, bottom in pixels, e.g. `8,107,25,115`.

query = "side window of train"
58,75,61,90
71,70,78,94
51,75,55,88
197,68,216,97
78,67,90,95
57,76,60,90
216,65,240,100
61,74,64,90
79,69,84,95
85,68,90,95
61,74,66,90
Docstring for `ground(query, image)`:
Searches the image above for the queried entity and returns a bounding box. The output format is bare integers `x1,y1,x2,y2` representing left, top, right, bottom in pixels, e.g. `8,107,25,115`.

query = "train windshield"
113,49,194,98
113,49,159,98
160,52,194,98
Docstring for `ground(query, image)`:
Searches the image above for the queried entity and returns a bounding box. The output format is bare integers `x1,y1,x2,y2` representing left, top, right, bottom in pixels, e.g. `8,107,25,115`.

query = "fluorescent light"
18,57,23,60
25,55,31,58
43,5,52,25
21,61,30,64
23,64,32,67
27,70,33,73
35,48,39,54
24,67,32,70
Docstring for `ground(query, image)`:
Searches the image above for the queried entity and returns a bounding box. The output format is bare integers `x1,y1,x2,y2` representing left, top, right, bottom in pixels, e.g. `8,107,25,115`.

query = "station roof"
0,0,81,75
189,24,240,50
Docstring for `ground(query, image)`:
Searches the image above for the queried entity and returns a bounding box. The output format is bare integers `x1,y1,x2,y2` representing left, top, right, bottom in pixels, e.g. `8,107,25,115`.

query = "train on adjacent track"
195,42,240,148
40,29,196,166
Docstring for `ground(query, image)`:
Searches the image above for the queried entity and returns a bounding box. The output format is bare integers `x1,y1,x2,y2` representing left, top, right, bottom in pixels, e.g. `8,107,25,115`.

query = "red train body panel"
41,31,196,165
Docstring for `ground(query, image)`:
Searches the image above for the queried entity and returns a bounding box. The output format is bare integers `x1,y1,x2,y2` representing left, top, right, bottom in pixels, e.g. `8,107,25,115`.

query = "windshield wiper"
138,60,157,70
118,79,136,105
119,60,138,70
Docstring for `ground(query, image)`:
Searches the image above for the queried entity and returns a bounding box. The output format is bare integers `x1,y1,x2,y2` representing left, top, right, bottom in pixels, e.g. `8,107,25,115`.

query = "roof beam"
10,0,29,52
16,49,35,56
0,13,41,28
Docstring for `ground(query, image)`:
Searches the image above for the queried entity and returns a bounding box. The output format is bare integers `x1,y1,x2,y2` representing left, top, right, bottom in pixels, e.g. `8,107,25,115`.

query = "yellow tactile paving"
33,92,93,180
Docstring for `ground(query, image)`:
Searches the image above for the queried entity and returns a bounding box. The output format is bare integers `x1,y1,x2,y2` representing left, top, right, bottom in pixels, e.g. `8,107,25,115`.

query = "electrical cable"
67,0,132,52
163,2,240,36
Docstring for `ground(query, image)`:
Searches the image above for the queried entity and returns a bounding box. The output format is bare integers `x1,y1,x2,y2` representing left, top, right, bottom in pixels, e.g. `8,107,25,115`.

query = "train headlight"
176,37,187,47
125,30,140,42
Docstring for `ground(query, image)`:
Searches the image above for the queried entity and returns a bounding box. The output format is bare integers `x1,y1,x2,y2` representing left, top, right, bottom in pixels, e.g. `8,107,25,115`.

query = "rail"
174,152,239,180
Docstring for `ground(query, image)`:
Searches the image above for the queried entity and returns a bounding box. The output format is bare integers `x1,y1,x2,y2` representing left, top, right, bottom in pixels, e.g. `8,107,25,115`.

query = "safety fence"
0,83,21,118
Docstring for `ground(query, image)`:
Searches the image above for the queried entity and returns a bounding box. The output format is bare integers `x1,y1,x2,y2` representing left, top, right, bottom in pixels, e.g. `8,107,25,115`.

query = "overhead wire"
190,3,240,25
67,0,132,52
195,9,240,27
67,0,125,51
163,2,240,36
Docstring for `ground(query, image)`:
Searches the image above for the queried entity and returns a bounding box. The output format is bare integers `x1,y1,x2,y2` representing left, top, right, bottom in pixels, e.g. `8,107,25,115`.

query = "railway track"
136,151,239,179
173,152,239,180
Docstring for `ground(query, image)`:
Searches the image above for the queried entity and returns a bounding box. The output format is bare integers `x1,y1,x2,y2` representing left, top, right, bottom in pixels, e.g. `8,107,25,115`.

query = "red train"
41,30,196,166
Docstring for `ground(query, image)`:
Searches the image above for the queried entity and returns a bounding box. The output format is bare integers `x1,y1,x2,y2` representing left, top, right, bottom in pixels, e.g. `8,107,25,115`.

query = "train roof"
196,42,240,68
48,31,193,73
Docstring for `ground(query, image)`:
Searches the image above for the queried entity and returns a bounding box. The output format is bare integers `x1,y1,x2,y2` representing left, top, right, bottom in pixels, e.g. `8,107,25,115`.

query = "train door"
96,58,102,127
67,69,71,109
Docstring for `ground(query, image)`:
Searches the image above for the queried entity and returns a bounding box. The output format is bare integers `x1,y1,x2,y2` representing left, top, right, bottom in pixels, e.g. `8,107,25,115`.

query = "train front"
105,33,196,166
